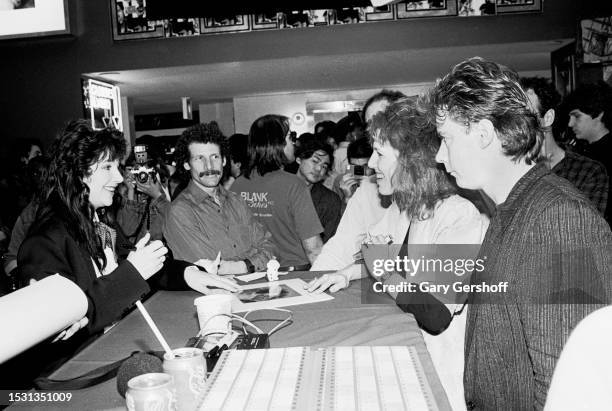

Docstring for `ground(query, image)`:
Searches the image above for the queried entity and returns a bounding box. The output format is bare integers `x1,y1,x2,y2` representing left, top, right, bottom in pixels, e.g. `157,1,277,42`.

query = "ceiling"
88,39,572,115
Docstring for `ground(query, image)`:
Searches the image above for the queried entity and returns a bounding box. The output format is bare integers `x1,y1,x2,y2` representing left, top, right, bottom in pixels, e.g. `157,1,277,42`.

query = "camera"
129,165,156,184
129,145,156,184
347,164,374,177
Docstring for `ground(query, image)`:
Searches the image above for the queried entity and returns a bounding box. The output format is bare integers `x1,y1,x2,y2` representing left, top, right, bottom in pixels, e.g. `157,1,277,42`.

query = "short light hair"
424,57,542,164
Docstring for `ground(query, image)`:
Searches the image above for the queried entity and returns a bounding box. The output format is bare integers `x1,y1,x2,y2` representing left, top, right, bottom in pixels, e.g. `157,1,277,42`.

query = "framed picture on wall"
279,10,312,29
200,14,250,34
330,7,365,25
164,18,200,38
252,12,280,30
496,0,541,14
111,0,164,41
396,0,457,19
0,0,70,40
310,9,331,26
458,0,496,17
581,17,612,64
364,5,395,21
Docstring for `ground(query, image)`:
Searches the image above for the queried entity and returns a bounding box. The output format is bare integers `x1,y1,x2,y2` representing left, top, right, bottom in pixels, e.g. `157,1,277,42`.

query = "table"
9,272,451,410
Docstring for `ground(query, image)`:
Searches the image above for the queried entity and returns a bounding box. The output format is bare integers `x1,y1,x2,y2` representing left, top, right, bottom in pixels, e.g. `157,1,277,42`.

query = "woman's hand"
53,317,89,342
184,266,242,294
218,260,247,275
339,173,360,200
305,271,350,294
127,233,167,280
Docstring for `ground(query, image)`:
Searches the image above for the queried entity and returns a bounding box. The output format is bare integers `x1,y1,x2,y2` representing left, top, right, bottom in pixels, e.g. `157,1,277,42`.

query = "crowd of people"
1,57,611,409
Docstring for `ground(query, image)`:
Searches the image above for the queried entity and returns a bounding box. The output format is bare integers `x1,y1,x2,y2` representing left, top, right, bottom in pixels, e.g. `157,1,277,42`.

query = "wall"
0,0,577,146
233,70,549,135
198,102,235,136
233,83,432,135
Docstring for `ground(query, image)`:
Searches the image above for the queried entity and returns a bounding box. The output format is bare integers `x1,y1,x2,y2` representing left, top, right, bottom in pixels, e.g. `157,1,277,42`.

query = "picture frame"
0,0,70,40
396,0,457,19
310,9,331,26
457,0,496,17
252,12,281,30
364,5,395,21
231,278,334,312
164,18,200,38
330,7,365,25
580,17,612,64
200,14,250,34
110,0,164,41
496,0,541,15
279,10,313,29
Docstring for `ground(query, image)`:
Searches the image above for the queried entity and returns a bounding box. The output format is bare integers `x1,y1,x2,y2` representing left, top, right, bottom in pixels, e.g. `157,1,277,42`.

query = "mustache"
199,170,221,177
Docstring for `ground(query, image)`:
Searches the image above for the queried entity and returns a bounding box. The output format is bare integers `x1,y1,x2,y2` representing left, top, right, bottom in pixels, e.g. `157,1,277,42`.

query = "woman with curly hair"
18,120,239,341
307,98,488,411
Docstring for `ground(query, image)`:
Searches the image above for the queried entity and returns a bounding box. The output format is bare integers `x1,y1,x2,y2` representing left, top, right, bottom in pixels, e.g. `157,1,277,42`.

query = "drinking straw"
135,300,174,359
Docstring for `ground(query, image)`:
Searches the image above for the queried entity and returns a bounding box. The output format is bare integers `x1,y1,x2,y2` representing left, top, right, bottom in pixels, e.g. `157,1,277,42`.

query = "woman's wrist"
338,271,351,288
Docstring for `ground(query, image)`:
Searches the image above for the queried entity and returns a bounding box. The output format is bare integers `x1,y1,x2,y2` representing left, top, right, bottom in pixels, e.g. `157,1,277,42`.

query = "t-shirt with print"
231,169,323,267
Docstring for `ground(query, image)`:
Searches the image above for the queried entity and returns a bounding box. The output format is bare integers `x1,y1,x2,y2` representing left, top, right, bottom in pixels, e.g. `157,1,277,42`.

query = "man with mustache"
163,122,276,274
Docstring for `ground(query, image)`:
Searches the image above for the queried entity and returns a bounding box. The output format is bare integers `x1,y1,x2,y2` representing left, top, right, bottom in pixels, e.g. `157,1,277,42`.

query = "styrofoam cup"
193,294,232,337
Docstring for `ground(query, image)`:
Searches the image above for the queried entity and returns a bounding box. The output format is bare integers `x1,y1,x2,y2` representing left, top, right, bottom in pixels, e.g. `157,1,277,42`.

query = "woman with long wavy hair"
18,120,239,342
307,99,488,411
17,121,169,338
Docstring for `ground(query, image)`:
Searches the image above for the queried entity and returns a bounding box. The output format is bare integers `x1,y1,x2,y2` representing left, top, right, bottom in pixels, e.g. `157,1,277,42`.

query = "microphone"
116,352,164,398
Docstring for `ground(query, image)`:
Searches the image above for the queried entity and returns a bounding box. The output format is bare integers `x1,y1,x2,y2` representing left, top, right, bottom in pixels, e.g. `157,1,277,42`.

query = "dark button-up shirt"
163,180,276,270
584,133,612,225
552,150,609,216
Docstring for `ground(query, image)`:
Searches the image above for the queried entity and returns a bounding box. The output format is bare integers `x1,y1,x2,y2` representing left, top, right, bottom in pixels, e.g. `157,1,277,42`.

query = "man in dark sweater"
426,57,612,410
565,81,612,226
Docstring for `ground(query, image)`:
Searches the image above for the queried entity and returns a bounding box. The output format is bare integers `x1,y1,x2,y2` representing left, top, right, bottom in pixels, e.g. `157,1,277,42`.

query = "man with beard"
163,122,276,274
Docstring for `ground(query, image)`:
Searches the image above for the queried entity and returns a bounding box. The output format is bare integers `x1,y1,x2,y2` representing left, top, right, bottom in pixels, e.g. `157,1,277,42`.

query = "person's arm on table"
306,263,362,293
311,183,384,271
18,232,152,335
384,272,453,335
390,197,486,334
151,258,241,294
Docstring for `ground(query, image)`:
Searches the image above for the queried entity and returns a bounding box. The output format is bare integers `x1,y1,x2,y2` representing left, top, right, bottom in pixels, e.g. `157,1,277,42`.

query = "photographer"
117,146,171,242
333,138,374,206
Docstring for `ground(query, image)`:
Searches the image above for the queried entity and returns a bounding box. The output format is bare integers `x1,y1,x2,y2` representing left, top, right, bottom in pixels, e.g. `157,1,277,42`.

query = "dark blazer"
17,219,151,335
464,164,612,410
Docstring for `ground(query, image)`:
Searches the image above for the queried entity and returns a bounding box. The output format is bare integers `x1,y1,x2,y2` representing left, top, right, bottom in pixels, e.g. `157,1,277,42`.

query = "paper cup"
193,295,232,337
